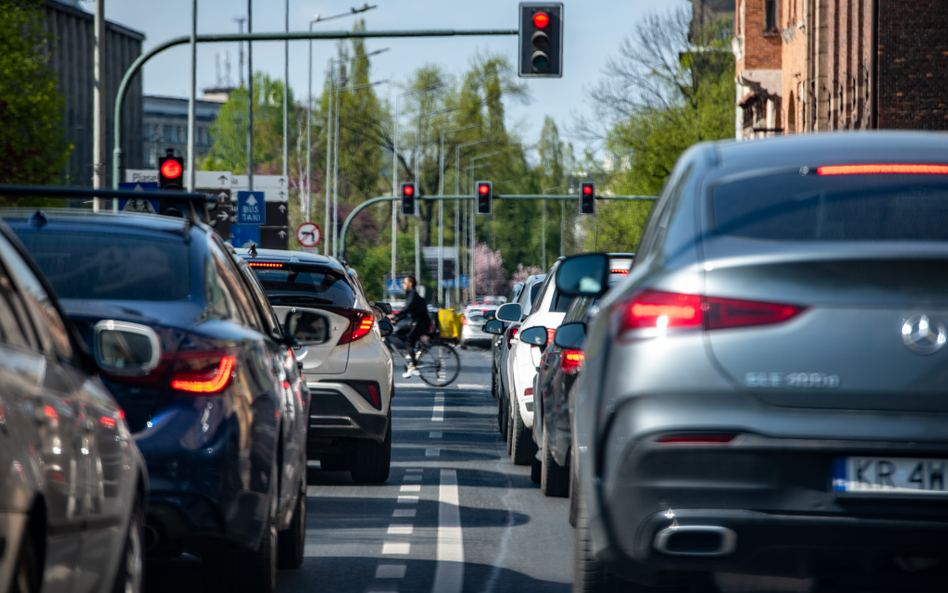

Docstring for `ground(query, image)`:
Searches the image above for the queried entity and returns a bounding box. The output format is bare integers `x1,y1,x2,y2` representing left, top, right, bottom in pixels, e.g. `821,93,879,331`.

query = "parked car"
529,258,633,498
564,132,948,593
492,275,546,445
238,248,395,484
9,209,317,593
491,283,524,400
0,218,148,593
460,306,497,348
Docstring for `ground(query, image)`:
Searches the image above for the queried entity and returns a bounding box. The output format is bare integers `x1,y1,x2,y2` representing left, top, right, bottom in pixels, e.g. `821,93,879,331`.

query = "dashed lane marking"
429,431,443,439
404,475,422,481
382,542,411,555
432,468,463,593
400,485,421,492
397,495,419,504
388,524,414,535
374,564,407,579
426,448,440,457
432,392,445,422
393,509,416,518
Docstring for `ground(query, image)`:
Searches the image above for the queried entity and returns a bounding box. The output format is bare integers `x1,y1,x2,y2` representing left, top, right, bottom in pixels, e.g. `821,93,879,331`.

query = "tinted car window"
252,264,356,307
712,172,948,241
17,231,190,300
239,264,282,337
0,264,33,349
209,240,258,329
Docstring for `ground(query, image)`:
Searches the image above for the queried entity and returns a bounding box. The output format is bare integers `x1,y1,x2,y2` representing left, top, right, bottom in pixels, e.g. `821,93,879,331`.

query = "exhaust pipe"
654,525,737,557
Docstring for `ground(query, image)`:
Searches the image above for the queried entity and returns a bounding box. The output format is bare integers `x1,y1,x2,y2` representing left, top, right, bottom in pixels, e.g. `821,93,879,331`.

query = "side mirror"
284,309,331,346
555,253,610,298
554,322,586,350
484,310,496,321
483,319,505,336
496,302,522,323
520,326,548,348
94,320,160,376
373,301,393,315
377,319,394,337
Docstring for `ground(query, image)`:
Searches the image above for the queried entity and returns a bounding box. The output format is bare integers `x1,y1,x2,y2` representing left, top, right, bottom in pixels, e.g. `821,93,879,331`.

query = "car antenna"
29,210,48,229
248,244,258,258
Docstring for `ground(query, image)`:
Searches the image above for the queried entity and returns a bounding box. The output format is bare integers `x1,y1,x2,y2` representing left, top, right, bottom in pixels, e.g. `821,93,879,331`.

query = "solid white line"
400,485,421,492
393,509,416,518
397,495,419,504
388,524,414,535
382,542,411,555
426,448,440,457
432,469,463,593
430,431,443,439
375,564,407,579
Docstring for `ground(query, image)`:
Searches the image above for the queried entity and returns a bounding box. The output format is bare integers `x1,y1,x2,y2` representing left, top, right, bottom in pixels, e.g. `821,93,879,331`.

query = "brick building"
734,0,948,139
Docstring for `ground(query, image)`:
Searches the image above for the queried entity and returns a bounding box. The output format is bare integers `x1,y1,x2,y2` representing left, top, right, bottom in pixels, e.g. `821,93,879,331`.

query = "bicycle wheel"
416,343,461,387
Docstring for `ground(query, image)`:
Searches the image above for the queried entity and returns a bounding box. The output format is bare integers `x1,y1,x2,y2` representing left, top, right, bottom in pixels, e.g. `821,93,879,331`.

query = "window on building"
765,0,777,31
164,124,174,143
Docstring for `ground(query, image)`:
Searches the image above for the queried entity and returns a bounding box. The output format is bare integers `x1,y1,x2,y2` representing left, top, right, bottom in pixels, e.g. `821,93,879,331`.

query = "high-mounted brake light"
656,434,737,444
610,269,629,275
817,164,948,176
337,310,375,345
249,262,282,268
547,327,556,345
560,349,584,374
171,353,236,393
612,290,805,338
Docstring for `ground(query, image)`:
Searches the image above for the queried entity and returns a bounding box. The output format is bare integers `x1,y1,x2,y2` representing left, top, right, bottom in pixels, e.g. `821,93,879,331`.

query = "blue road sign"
236,191,266,224
386,279,405,295
230,224,261,248
117,183,159,213
459,275,470,289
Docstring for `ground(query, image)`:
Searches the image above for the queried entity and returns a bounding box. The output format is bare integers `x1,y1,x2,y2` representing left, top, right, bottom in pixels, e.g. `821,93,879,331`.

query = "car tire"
541,428,570,497
10,529,40,593
111,500,144,593
530,451,542,484
510,398,535,466
575,507,637,593
351,413,392,484
568,451,580,528
277,477,307,569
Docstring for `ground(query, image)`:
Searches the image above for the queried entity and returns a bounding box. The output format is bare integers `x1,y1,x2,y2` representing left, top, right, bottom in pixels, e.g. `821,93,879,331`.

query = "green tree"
0,0,71,184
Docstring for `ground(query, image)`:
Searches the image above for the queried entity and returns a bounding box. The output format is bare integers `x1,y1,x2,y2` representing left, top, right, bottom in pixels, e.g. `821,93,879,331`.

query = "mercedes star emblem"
902,314,948,355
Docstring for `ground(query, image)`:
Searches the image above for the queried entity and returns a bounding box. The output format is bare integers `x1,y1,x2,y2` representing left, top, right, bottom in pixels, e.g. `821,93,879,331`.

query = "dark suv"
7,209,322,593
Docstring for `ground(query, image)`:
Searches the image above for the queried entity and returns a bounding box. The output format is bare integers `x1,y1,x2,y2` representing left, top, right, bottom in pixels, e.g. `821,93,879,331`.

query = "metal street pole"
542,185,566,270
187,0,197,193
438,124,474,306
464,158,495,301
234,18,245,87
454,138,485,303
93,0,106,204
334,79,388,258
283,0,288,182
247,0,253,191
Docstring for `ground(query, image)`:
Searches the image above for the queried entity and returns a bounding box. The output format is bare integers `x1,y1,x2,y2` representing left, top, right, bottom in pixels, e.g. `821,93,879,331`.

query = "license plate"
833,457,948,496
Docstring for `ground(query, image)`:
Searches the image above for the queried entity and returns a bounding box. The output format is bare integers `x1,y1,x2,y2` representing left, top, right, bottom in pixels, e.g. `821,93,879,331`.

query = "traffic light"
476,181,493,215
158,149,184,190
519,3,564,78
400,182,417,216
580,182,595,215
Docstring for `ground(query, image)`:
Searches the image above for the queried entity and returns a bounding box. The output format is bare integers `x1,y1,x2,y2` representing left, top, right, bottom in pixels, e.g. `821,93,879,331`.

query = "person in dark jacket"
390,275,429,377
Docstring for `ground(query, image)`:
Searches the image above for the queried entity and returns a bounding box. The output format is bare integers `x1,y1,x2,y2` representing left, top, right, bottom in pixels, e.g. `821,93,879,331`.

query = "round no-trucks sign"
296,222,321,248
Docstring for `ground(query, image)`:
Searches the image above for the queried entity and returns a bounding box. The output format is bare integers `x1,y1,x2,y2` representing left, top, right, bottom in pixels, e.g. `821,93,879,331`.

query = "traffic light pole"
111,28,518,188
338,194,657,262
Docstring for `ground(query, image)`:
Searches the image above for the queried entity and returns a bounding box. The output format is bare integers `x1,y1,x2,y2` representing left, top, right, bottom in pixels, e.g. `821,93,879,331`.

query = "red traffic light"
161,159,183,179
403,185,414,196
478,184,490,195
583,185,593,195
533,12,550,28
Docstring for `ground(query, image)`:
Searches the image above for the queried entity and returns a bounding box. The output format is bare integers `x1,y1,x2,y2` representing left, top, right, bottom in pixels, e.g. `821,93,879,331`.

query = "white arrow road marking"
433,469,463,593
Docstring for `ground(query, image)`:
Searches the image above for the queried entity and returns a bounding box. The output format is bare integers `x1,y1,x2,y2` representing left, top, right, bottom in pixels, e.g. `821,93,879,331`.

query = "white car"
460,306,498,347
239,248,395,484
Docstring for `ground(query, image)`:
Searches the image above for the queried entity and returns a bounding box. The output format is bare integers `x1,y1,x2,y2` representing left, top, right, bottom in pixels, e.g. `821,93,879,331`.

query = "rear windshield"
251,264,355,307
711,172,948,241
15,231,190,301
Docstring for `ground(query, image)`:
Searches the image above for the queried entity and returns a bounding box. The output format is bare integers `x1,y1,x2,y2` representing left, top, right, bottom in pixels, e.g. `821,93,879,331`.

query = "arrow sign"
217,212,229,220
295,222,321,248
236,191,265,224
278,204,287,213
278,230,287,239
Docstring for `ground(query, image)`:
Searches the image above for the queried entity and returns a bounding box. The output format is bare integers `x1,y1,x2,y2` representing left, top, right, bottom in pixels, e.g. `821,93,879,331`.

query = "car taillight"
656,434,737,444
560,349,584,374
612,290,805,339
463,317,469,326
337,309,374,345
170,350,237,393
524,387,533,397
505,325,519,349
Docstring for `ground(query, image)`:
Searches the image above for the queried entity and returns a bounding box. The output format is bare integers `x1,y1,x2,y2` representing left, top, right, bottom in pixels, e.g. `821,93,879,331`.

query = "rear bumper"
306,385,389,449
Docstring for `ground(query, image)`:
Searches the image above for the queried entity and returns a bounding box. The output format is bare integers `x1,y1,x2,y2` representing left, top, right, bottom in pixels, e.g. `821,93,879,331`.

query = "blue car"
8,208,323,593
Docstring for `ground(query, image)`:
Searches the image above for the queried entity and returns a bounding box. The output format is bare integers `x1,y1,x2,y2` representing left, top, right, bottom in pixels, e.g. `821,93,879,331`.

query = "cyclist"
388,275,430,378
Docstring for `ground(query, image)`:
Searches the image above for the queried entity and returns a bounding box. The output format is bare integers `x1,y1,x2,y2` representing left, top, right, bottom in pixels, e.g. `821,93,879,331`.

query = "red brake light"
546,327,556,345
817,164,948,176
505,325,519,349
610,269,629,275
100,416,116,429
337,310,374,345
160,159,182,179
171,351,236,393
249,262,282,268
560,349,584,374
524,387,533,397
612,290,805,338
656,434,737,444
533,12,549,28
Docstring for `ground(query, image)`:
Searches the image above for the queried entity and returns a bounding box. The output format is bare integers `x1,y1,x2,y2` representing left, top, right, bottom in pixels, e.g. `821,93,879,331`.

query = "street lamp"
437,124,475,306
333,78,388,258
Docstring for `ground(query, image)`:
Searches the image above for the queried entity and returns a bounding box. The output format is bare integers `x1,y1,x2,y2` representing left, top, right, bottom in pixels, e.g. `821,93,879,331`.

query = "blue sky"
102,0,665,156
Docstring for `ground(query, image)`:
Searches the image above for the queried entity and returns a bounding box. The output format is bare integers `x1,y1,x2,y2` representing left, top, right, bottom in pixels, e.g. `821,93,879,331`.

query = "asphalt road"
146,345,574,593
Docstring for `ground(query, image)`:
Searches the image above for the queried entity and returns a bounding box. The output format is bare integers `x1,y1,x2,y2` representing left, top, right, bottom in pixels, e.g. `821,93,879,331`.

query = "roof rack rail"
0,185,216,225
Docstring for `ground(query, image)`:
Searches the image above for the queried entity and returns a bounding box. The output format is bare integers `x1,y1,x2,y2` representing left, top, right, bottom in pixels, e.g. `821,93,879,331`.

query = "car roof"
1,208,195,239
235,247,345,271
713,131,948,173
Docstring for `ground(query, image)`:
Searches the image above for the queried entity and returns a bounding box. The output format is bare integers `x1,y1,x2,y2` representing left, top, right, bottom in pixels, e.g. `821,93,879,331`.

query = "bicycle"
385,324,461,387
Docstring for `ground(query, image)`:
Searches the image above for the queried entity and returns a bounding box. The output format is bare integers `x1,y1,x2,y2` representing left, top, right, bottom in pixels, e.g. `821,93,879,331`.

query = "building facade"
142,95,223,168
42,0,144,186
735,0,948,139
